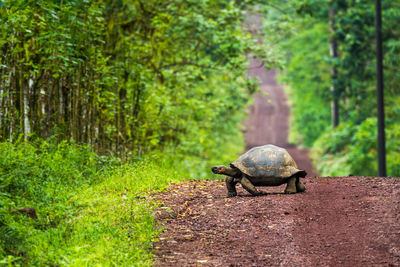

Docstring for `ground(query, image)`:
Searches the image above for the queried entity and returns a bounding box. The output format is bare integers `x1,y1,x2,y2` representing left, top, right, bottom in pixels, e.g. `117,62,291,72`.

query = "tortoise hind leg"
240,176,262,196
296,177,306,192
284,177,297,194
225,176,238,197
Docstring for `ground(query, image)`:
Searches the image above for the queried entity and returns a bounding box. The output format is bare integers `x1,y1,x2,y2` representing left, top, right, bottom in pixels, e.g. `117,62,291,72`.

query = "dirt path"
243,67,316,177
244,12,316,177
152,11,399,267
151,60,400,267
153,177,399,266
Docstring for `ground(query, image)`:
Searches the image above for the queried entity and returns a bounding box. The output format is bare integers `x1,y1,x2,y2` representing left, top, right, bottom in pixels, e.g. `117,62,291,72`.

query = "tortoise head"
211,165,229,175
211,165,241,177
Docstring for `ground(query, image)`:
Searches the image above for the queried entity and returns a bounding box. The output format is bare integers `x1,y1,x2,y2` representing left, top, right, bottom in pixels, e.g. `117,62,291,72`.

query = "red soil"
152,12,399,266
152,177,399,266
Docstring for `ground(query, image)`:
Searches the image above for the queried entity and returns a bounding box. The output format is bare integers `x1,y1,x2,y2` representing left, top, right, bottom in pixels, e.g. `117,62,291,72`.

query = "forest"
0,0,399,265
266,0,400,177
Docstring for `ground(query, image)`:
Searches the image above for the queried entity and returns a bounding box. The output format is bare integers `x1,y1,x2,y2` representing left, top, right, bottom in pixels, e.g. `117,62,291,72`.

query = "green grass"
34,163,179,266
0,140,181,266
36,163,179,266
0,132,246,265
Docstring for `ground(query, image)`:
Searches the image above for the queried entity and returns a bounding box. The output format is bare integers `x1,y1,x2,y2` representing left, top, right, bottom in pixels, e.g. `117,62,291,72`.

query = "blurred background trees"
0,0,269,174
263,0,400,176
1,0,399,177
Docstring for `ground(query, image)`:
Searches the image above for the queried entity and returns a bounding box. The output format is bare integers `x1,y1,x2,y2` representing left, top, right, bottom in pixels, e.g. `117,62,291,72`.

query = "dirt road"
153,177,399,266
244,66,316,177
152,68,400,264
152,11,399,267
151,56,400,267
244,11,316,177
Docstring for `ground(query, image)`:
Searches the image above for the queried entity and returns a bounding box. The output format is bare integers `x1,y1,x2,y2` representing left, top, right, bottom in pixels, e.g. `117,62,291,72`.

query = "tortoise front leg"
284,176,297,194
225,176,238,197
240,176,262,196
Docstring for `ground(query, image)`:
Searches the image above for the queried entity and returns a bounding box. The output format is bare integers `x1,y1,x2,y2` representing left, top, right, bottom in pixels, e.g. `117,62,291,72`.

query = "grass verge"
0,140,180,266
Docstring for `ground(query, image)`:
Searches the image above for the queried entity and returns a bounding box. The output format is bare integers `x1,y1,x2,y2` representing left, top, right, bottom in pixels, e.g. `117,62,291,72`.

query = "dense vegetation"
0,140,180,265
263,0,400,176
0,0,270,265
0,0,269,167
1,0,399,264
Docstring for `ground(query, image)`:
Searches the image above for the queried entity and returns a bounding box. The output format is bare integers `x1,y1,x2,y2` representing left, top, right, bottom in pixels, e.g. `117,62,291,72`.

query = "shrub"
312,118,400,177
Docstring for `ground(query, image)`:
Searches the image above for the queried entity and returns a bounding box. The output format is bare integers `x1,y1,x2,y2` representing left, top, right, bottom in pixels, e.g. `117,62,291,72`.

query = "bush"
312,118,400,177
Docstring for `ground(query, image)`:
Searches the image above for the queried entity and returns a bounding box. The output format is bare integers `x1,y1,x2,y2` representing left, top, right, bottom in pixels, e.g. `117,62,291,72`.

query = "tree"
329,2,339,127
0,0,270,163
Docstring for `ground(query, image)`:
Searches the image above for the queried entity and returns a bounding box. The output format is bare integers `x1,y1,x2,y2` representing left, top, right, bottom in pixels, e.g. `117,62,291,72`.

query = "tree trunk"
329,6,339,128
118,70,128,158
131,76,142,153
72,66,81,142
9,67,16,142
58,77,64,125
23,74,33,139
0,69,4,137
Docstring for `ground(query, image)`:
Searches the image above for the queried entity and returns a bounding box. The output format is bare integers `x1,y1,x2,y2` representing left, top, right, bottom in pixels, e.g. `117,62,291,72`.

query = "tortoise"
211,144,307,197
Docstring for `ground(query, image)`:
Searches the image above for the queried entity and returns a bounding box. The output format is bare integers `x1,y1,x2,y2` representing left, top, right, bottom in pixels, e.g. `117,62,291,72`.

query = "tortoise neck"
222,167,241,177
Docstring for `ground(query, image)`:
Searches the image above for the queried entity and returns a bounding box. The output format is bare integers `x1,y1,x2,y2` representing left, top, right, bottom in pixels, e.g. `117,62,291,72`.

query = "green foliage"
1,1,272,262
0,140,102,261
313,118,400,177
0,0,268,167
264,0,400,176
25,162,179,266
0,140,181,265
278,21,331,146
0,135,240,264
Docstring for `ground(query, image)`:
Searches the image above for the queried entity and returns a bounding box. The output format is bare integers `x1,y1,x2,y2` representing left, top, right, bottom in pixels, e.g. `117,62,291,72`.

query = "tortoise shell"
231,145,306,178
